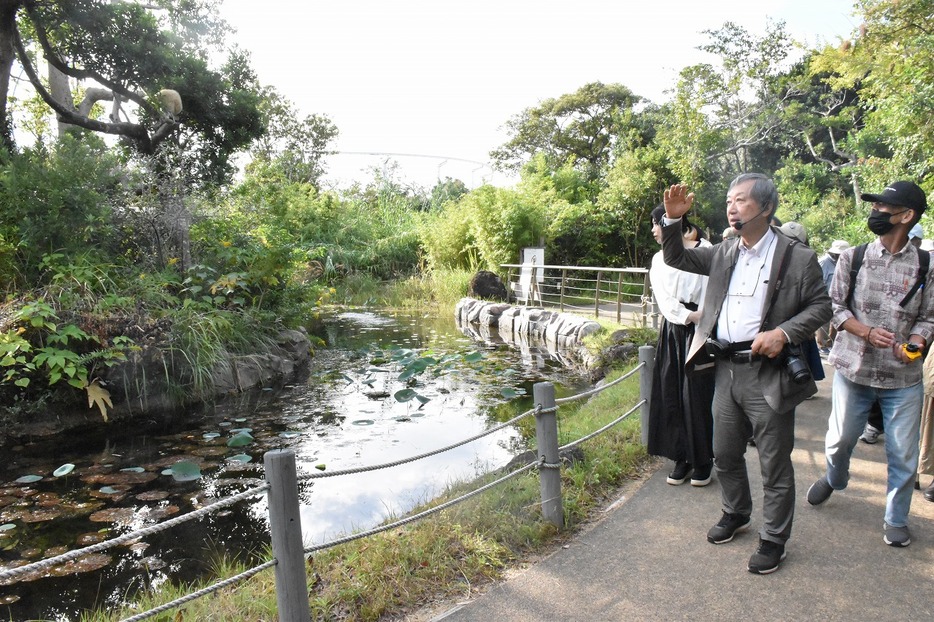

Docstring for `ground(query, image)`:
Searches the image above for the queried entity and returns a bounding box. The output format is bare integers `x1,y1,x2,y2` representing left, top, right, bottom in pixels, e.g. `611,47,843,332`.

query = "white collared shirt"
717,228,778,343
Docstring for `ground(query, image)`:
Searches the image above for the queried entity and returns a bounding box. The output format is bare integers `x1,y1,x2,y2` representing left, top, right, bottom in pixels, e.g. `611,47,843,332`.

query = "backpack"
844,243,930,310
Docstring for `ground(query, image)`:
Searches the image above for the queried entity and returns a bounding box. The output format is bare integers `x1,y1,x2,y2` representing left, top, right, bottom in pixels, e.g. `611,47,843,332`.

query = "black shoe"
748,538,786,574
924,480,934,503
690,462,713,487
707,511,751,544
807,477,834,505
666,460,692,485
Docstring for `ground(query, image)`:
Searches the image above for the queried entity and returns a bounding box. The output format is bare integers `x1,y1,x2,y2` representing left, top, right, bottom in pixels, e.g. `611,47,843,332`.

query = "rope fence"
7,347,656,622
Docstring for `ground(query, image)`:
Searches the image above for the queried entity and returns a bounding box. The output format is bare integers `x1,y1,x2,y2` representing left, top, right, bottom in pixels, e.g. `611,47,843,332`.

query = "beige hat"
828,239,851,255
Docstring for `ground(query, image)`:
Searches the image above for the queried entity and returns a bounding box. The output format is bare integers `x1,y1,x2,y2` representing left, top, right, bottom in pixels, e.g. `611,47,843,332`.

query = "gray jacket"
661,223,832,413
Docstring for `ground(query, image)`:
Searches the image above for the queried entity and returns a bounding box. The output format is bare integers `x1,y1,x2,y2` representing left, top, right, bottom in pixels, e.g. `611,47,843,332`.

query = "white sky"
219,0,858,190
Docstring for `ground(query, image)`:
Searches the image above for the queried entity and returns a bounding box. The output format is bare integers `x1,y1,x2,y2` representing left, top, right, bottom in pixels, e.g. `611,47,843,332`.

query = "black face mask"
868,208,908,236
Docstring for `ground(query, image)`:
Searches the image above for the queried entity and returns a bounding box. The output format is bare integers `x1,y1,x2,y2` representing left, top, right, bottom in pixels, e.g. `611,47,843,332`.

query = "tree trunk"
0,2,21,151
48,62,75,138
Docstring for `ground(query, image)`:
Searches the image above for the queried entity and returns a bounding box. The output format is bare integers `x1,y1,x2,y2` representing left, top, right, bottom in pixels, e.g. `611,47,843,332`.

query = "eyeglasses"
872,203,909,217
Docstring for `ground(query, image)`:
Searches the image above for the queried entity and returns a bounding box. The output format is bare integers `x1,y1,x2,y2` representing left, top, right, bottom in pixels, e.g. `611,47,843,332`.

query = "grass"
88,364,652,622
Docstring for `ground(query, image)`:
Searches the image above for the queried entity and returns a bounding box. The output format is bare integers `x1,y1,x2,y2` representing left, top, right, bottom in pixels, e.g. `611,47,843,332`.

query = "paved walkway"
430,366,934,621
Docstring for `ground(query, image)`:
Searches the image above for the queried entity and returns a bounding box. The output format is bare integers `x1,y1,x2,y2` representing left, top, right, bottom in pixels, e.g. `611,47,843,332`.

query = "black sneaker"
666,460,692,485
748,538,786,574
707,511,751,544
806,477,834,506
690,462,713,487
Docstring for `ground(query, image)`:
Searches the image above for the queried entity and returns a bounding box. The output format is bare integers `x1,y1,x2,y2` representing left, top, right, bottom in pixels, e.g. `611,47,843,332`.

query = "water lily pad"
233,418,247,423
99,486,122,495
352,419,375,426
14,475,42,484
162,461,202,482
394,388,417,402
464,351,484,363
501,387,519,398
415,395,431,404
120,467,146,473
53,464,75,477
229,428,253,435
136,491,169,503
202,432,221,440
46,554,113,577
393,416,412,422
227,432,254,448
89,508,136,523
0,524,15,532
228,454,252,463
83,471,157,486
278,431,301,438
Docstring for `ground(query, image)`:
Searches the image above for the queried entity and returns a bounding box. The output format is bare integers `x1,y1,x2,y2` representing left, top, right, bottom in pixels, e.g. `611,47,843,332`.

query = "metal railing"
500,263,653,326
2,347,657,622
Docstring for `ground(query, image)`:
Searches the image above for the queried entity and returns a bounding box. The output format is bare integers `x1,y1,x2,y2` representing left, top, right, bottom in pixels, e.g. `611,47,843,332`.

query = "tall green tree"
490,82,646,183
811,0,934,188
658,21,799,207
0,0,262,186
248,86,338,187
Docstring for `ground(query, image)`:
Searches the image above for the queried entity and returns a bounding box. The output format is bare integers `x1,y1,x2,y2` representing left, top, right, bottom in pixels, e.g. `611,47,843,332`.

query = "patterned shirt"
828,239,934,388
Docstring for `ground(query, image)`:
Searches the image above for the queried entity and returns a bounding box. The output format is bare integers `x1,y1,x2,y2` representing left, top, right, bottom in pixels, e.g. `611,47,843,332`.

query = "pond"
0,309,592,621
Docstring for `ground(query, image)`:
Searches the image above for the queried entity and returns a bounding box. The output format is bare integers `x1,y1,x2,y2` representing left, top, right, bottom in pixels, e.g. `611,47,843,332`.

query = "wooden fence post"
533,382,564,529
264,450,310,622
638,346,655,446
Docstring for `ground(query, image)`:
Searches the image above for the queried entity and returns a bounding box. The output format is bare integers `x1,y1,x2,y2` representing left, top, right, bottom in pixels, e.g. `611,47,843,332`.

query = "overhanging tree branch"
12,27,162,151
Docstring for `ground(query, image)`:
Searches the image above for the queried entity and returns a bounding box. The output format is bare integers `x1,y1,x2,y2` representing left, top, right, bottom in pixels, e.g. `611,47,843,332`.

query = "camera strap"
761,239,797,332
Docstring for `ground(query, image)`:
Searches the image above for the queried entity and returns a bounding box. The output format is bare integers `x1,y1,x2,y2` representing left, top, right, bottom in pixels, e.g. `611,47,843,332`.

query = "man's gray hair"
729,172,779,217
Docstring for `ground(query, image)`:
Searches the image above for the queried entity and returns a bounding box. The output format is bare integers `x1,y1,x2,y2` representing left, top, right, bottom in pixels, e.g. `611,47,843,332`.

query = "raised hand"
663,183,694,219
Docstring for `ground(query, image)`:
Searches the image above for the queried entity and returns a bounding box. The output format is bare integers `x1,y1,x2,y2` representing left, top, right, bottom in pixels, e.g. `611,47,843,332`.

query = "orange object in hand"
903,343,923,361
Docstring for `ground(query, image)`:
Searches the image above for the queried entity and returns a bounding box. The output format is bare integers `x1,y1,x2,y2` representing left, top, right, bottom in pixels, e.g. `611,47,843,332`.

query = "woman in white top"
646,204,716,486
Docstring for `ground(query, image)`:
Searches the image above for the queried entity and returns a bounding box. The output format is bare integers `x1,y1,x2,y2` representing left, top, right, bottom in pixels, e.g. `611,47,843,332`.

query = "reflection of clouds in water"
297,418,518,544
336,311,398,327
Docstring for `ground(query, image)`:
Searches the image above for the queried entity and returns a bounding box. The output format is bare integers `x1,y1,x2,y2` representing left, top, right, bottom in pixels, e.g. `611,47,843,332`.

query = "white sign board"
517,247,545,303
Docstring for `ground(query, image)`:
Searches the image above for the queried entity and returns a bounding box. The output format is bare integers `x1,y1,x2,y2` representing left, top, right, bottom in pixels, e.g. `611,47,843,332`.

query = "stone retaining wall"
455,297,602,370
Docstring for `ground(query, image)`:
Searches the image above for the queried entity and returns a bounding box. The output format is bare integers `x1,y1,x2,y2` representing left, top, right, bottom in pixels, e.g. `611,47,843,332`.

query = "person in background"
661,174,830,574
817,240,851,354
920,347,934,502
722,226,739,241
808,181,934,548
647,205,715,487
910,223,924,248
779,221,807,245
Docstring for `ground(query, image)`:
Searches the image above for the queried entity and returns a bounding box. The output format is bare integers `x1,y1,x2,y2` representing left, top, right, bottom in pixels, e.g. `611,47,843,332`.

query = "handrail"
13,351,655,622
500,263,647,273
501,262,654,325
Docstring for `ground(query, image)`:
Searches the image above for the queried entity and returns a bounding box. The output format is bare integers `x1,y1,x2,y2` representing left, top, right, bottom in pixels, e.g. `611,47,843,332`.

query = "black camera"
782,343,812,385
705,338,729,358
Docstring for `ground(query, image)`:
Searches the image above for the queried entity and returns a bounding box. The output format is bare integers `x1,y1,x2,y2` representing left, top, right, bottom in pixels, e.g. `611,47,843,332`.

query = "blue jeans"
825,372,922,527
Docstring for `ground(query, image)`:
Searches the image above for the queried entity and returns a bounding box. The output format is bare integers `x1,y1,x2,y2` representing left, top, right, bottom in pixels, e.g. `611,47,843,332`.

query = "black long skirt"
647,318,715,465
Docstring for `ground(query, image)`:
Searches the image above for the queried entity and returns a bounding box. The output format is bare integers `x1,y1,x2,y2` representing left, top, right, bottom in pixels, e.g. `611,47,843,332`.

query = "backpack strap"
900,248,930,307
845,244,929,309
844,243,868,310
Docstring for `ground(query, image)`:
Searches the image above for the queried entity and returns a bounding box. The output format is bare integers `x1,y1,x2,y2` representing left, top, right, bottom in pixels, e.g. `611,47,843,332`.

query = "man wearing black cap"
807,181,934,549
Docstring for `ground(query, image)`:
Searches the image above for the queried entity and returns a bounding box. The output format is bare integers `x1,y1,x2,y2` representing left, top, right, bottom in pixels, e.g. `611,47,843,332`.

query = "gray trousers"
713,358,796,544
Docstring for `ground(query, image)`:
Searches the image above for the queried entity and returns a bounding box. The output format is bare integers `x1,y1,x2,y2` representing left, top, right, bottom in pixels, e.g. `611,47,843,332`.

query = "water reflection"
0,309,589,620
